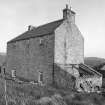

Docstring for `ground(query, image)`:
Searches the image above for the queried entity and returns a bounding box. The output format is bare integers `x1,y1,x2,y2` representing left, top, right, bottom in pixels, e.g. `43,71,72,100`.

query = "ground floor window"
11,70,16,78
38,71,43,83
3,67,6,75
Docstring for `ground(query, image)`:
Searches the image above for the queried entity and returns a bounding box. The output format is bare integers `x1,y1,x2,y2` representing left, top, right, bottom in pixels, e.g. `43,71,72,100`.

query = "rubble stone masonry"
7,34,54,85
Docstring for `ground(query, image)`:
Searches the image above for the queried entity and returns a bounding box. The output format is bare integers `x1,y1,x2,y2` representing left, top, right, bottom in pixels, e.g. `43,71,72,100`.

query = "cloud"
0,0,104,58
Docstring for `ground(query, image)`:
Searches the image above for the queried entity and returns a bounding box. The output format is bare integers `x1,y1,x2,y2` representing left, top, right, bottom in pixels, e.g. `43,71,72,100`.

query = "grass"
0,75,105,105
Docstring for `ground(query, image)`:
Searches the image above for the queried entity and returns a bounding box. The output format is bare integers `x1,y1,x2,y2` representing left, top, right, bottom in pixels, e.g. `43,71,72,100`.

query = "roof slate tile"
8,19,63,43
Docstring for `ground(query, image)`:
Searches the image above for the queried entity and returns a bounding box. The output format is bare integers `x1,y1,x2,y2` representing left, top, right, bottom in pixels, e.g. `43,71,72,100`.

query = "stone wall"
76,76,102,92
54,64,75,89
7,34,54,85
7,12,84,87
54,19,84,65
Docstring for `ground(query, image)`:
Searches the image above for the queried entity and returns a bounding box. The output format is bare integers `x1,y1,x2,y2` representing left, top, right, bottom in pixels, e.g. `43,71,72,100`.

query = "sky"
0,0,105,58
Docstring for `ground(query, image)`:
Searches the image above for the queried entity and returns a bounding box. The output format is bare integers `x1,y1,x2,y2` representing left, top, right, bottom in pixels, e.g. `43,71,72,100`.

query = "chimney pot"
63,5,76,23
66,4,68,9
28,25,35,31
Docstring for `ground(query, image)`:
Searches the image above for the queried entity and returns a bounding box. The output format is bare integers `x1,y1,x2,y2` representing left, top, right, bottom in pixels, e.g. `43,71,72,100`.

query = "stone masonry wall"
7,34,54,84
54,64,75,89
54,19,84,65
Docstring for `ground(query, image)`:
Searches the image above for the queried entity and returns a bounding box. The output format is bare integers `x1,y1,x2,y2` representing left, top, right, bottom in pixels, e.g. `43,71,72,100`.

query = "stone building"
6,5,102,91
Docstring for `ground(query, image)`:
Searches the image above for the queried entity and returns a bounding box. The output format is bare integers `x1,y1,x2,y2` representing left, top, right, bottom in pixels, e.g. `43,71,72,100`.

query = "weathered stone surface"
54,64,75,89
6,7,84,87
7,34,54,84
54,19,84,65
76,76,102,92
7,20,84,87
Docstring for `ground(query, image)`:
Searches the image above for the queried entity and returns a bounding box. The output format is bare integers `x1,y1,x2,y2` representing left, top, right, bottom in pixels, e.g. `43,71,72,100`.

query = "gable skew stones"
75,64,102,92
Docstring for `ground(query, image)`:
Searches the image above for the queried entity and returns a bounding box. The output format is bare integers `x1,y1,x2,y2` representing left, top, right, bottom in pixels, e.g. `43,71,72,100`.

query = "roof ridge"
8,19,64,43
36,19,63,29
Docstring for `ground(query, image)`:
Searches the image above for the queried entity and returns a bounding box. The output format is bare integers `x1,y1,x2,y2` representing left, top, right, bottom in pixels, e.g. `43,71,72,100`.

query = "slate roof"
8,19,63,43
79,63,102,77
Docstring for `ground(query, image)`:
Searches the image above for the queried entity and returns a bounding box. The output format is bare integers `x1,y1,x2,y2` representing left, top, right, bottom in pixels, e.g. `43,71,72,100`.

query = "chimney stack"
28,25,35,31
63,4,76,23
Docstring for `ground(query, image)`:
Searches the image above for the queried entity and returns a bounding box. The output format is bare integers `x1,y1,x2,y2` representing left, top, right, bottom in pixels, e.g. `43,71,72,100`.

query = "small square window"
27,39,30,44
12,43,16,49
11,70,16,78
26,40,30,54
38,71,43,83
39,38,44,45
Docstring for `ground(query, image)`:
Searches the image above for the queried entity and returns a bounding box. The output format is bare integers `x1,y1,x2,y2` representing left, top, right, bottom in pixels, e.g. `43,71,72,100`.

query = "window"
26,40,30,54
12,42,16,49
27,40,30,46
0,66,1,73
39,38,44,45
4,68,5,74
38,71,43,83
11,70,16,78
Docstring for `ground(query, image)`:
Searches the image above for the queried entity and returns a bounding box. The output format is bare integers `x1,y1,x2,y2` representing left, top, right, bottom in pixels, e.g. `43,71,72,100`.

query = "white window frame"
11,70,16,78
38,71,43,84
39,38,43,45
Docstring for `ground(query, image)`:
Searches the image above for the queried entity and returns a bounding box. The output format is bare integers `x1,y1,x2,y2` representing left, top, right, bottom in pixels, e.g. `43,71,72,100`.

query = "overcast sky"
0,0,105,58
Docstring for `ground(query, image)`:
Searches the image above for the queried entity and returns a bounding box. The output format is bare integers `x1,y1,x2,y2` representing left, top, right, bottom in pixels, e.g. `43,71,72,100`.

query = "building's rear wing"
79,63,102,77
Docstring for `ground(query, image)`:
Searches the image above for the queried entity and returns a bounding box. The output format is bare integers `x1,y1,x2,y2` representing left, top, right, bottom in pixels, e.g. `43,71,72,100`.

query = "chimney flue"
28,25,35,31
63,4,76,23
66,4,68,9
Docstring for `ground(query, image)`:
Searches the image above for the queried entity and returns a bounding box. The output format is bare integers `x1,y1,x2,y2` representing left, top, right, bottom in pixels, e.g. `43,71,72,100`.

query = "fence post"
4,72,8,105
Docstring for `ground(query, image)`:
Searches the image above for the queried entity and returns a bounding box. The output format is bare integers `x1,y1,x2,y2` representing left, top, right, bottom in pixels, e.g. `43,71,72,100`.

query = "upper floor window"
3,68,5,74
26,40,30,48
39,38,44,45
26,40,30,54
12,42,16,49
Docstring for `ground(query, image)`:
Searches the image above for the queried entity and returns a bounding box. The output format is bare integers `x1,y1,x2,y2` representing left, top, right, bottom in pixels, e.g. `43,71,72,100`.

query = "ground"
0,74,105,105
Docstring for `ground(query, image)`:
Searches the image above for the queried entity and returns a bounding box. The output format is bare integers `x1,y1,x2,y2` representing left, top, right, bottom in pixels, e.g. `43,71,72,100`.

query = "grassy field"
0,56,105,105
0,75,105,105
84,57,105,67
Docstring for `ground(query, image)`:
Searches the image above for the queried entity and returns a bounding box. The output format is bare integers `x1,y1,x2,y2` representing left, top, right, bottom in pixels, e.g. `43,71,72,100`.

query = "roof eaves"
7,19,63,44
7,31,54,44
79,63,102,77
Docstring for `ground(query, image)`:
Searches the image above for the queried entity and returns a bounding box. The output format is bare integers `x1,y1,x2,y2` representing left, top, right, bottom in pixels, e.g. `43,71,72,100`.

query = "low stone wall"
76,76,102,92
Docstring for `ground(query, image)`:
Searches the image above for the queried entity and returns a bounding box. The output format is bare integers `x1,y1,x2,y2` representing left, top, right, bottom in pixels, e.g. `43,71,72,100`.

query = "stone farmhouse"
6,5,102,92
